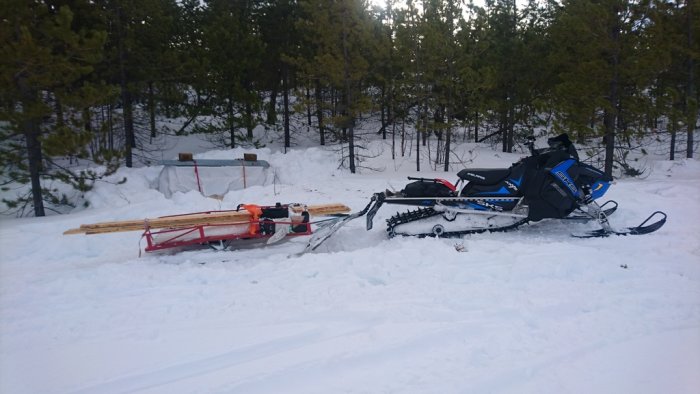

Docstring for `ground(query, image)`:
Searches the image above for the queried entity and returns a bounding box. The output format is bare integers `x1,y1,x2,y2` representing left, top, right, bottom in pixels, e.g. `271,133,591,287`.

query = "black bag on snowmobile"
402,178,455,198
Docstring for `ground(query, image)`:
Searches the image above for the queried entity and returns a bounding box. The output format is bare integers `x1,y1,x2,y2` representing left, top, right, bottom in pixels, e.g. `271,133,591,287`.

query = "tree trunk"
603,107,616,177
117,4,133,168
386,104,392,139
421,104,428,147
306,85,312,127
500,108,508,153
401,118,406,157
392,116,396,160
687,0,696,158
283,64,290,150
148,81,156,139
107,104,114,150
228,98,236,148
14,5,45,215
19,82,45,217
416,122,421,172
347,115,355,173
444,77,453,172
84,108,93,157
315,80,325,145
474,110,479,143
670,116,677,161
122,88,134,167
55,96,64,128
380,86,387,140
444,126,451,172
245,101,253,140
341,16,355,174
267,76,279,125
108,104,114,151
507,104,515,153
24,120,45,217
84,108,92,133
604,3,621,178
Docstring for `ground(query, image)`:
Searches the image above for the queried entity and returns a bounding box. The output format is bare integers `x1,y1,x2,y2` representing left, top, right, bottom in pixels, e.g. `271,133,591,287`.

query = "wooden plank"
296,203,351,216
74,211,250,230
64,203,350,235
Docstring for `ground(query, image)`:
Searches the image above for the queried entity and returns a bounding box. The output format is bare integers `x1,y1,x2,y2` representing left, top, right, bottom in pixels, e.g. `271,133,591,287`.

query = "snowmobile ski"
572,211,667,238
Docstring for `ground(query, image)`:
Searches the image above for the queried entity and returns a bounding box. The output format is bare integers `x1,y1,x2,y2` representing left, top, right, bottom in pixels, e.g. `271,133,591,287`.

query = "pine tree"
258,0,301,150
479,0,522,153
549,0,639,176
130,0,181,140
1,1,119,216
390,0,420,159
167,0,210,128
456,3,491,144
417,0,463,170
297,0,374,173
548,0,696,174
365,2,393,141
392,0,425,170
193,0,264,149
99,0,196,163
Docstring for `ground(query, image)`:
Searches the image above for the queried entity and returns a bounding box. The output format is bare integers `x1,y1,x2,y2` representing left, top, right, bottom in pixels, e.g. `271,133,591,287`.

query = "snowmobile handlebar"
525,136,537,156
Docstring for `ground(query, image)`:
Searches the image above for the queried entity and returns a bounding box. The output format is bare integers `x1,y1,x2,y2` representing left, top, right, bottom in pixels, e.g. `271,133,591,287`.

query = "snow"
1,136,699,394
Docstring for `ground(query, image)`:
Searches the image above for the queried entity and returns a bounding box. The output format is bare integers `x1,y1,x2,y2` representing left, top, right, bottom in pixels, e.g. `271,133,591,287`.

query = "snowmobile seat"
457,168,511,186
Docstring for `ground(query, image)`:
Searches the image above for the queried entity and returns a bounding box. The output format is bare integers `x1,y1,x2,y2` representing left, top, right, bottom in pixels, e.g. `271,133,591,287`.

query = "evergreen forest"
1,0,698,216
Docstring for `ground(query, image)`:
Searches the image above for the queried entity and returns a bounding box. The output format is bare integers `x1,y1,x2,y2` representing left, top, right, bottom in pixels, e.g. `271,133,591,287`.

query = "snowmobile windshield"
547,133,579,160
528,133,579,161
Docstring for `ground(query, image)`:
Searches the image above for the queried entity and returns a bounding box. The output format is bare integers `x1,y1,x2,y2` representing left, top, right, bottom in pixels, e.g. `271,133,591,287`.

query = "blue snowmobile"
303,134,666,252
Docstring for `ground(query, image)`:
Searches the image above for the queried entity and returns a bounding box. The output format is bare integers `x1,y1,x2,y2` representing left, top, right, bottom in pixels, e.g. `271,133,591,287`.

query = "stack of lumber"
64,203,350,235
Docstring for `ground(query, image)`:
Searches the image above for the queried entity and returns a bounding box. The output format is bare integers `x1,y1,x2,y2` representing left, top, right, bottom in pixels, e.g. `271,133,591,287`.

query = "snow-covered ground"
1,135,699,394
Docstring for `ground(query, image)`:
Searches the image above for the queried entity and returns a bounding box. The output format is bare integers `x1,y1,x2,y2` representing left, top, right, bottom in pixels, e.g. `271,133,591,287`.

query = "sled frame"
142,209,312,252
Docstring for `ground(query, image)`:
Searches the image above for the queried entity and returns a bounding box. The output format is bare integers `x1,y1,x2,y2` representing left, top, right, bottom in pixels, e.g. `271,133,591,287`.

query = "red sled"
142,203,312,252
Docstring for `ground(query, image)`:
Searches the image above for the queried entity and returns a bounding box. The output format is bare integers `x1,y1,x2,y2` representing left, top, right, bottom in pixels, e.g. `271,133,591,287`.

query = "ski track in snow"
1,142,699,394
